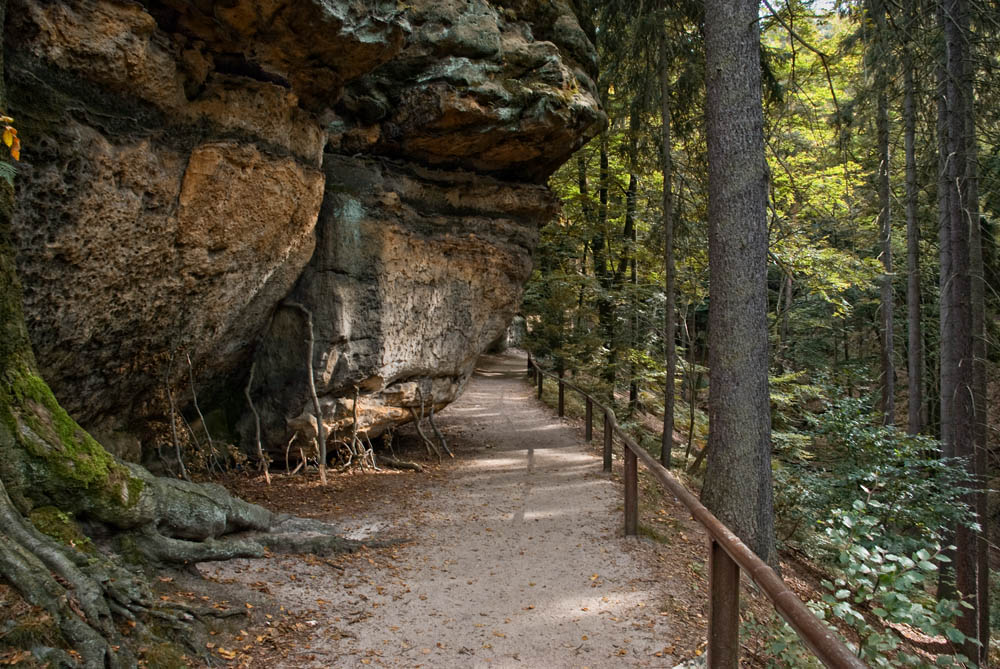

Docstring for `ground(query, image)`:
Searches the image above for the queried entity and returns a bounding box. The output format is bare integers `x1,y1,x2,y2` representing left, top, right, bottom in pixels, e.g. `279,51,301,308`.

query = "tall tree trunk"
594,135,616,394
938,0,979,656
700,0,776,566
903,5,924,435
872,0,895,426
877,88,895,426
626,169,639,412
660,31,677,468
964,18,990,662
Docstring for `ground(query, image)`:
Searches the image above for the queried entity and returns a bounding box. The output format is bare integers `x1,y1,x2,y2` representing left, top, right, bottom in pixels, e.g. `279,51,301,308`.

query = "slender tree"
867,0,895,425
660,29,677,467
902,1,924,435
700,0,777,566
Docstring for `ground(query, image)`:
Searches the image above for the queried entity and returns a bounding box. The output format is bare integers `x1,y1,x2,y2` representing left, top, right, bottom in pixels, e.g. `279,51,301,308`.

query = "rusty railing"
526,354,864,669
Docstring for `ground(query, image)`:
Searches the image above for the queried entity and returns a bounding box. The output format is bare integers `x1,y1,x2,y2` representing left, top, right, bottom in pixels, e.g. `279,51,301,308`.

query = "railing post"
557,369,565,417
537,368,543,399
585,397,593,441
603,412,612,472
527,353,532,376
708,540,740,669
624,446,637,536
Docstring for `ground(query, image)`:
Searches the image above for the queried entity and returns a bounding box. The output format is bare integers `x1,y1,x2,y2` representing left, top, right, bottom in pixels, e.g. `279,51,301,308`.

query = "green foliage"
815,503,974,666
775,397,975,557
749,503,975,667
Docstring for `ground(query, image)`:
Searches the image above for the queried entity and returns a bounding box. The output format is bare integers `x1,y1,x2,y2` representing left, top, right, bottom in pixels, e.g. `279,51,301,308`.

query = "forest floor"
206,350,714,668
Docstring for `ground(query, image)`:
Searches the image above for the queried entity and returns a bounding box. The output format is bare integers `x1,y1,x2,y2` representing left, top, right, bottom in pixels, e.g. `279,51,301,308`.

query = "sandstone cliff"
5,0,601,461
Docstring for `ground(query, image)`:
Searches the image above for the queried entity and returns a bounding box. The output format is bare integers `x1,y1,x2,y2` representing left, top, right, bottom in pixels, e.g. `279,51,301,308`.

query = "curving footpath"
209,350,704,667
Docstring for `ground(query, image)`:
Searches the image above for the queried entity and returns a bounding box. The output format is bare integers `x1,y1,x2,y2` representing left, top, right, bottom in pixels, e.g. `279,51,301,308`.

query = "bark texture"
699,0,776,566
937,0,983,659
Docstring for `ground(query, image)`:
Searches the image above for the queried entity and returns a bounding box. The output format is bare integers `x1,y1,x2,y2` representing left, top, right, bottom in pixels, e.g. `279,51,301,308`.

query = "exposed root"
428,403,453,458
244,361,270,485
362,433,380,471
377,455,425,472
412,386,446,461
186,352,220,475
410,404,441,462
164,353,189,482
284,302,328,484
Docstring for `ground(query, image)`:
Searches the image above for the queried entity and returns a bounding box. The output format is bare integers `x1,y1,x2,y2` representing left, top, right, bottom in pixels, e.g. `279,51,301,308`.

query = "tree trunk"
876,75,895,426
594,134,616,394
700,0,777,566
660,31,677,468
626,169,639,413
903,6,924,435
938,0,979,657
964,13,990,661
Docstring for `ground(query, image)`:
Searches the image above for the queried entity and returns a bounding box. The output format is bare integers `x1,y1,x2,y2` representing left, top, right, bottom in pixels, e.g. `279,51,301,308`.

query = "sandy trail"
207,351,697,667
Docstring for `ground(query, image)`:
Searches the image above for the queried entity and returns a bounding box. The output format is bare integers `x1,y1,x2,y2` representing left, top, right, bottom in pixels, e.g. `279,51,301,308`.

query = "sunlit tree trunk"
869,0,895,426
660,31,676,468
701,0,776,566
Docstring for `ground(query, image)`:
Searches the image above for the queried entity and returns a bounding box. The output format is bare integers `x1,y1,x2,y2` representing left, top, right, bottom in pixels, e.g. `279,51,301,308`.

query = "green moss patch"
3,369,144,513
27,506,94,553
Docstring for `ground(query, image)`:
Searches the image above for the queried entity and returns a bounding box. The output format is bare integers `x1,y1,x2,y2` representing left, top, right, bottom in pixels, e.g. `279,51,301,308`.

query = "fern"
0,161,15,186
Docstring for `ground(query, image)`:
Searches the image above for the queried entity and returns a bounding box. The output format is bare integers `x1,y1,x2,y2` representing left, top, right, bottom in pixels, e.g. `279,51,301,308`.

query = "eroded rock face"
250,155,555,449
6,0,601,459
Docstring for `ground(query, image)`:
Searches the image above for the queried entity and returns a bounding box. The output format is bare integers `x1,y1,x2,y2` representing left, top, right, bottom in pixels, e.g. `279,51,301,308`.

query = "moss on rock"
26,506,91,549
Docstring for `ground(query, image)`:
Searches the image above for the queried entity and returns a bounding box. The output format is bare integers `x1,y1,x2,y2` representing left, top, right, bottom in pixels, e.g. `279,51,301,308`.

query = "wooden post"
708,540,740,669
624,446,638,536
557,369,565,417
527,353,532,376
585,397,593,441
603,412,612,472
537,369,543,399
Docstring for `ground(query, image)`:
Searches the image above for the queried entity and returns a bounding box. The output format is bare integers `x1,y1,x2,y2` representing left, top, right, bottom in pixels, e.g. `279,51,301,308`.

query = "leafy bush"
775,397,975,558
748,503,975,667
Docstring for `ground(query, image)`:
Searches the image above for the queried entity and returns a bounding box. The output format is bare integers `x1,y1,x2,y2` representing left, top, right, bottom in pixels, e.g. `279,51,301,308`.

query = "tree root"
410,406,441,461
428,404,453,458
377,455,425,472
244,361,270,485
411,386,450,461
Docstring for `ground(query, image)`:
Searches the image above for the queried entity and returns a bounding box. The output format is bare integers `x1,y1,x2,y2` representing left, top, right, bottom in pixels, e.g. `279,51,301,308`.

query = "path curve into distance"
210,351,706,667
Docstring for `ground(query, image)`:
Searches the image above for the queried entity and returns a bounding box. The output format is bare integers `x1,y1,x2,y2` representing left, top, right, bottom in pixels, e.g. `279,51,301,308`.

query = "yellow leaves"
217,647,237,660
2,117,20,161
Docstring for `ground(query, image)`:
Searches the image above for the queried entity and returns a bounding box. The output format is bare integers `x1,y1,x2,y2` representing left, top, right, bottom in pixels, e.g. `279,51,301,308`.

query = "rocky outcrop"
6,0,601,460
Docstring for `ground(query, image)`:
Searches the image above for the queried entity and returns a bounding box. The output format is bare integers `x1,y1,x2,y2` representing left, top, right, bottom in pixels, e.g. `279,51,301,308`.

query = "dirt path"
208,351,706,667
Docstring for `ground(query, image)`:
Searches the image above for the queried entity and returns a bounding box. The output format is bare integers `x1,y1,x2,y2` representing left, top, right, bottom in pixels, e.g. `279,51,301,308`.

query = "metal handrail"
526,355,865,669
